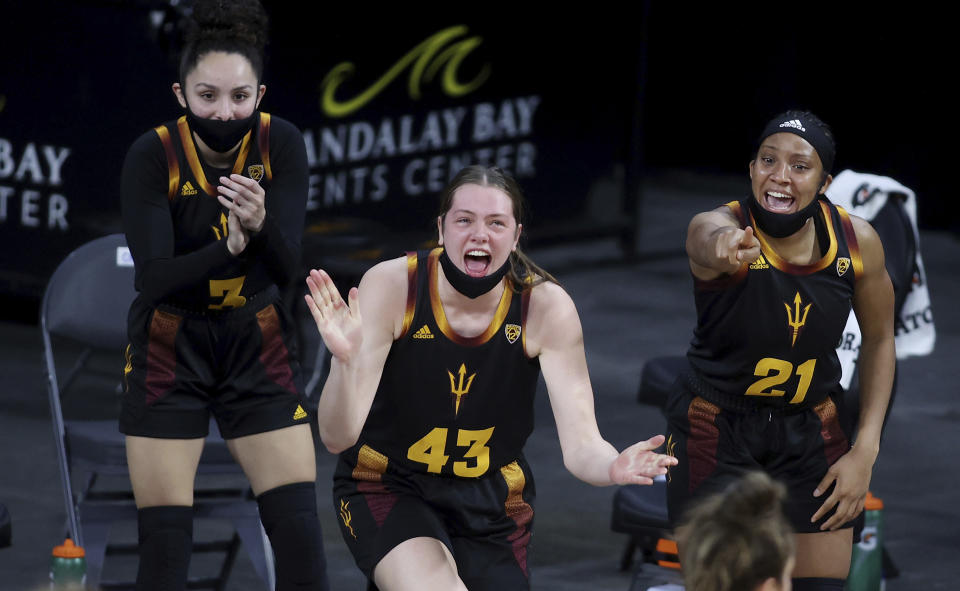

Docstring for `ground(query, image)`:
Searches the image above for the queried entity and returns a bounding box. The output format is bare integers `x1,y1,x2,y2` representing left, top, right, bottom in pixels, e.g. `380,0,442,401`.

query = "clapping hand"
304,269,362,364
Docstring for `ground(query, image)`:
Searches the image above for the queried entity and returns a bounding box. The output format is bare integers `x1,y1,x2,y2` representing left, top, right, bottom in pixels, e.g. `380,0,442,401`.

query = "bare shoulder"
358,256,410,334
525,281,582,357
848,213,882,247
848,213,885,274
360,256,409,293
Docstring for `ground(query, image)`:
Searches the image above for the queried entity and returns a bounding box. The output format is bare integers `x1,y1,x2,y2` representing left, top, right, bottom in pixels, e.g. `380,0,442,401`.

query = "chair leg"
620,536,637,572
882,543,899,579
231,516,275,590
79,521,111,589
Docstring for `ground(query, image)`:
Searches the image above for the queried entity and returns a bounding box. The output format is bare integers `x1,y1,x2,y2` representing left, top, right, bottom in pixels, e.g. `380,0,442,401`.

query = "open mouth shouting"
463,249,492,277
764,190,796,213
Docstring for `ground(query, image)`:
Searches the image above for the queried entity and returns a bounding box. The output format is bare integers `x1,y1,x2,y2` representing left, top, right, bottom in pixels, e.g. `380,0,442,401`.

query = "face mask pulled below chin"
438,248,511,299
748,195,822,238
185,107,258,153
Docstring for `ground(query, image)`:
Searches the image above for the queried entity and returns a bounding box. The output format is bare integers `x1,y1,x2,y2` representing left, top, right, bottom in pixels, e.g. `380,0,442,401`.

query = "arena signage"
300,26,542,221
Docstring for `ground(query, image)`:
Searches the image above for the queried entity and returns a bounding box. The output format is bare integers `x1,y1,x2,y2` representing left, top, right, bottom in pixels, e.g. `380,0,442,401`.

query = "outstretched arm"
686,206,760,281
304,259,407,453
811,216,895,530
527,283,677,486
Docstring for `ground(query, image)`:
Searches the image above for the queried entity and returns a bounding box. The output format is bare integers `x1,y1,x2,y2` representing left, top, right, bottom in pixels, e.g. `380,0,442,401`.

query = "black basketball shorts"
332,444,535,591
119,287,310,439
664,382,857,534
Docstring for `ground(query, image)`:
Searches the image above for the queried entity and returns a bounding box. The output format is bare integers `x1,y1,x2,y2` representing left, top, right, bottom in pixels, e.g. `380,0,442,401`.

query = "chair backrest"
41,233,135,546
41,233,136,350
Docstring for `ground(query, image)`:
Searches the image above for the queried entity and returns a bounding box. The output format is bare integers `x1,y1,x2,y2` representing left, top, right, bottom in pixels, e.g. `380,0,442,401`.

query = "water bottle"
846,492,884,591
50,538,86,589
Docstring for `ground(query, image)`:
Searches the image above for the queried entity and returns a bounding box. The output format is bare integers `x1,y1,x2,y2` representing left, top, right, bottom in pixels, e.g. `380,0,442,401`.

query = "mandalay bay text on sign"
303,26,541,211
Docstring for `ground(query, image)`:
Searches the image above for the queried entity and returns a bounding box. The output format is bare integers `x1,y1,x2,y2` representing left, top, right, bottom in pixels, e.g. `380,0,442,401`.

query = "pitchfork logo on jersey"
448,363,476,416
504,323,521,344
784,292,812,347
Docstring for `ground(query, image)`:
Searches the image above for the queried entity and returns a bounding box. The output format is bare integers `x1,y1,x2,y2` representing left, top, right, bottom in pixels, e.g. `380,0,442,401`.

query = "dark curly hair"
179,0,269,83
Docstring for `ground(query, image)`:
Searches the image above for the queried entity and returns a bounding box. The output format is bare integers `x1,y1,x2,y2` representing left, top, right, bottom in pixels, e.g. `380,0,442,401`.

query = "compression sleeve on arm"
245,117,308,287
121,130,235,304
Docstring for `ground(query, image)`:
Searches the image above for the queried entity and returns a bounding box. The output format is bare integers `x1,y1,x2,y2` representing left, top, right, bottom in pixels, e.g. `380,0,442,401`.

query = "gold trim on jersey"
399,252,418,338
153,125,180,200
351,444,389,482
520,289,531,356
835,205,863,280
428,248,512,346
176,116,253,197
258,112,273,180
751,201,838,275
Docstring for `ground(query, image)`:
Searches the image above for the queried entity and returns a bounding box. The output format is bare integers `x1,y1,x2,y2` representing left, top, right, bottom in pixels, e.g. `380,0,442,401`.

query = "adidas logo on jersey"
778,119,806,132
293,405,308,420
180,181,198,196
412,325,434,339
749,254,770,270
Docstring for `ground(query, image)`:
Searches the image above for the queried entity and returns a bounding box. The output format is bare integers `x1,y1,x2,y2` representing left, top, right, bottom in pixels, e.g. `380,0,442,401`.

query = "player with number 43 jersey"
305,166,676,591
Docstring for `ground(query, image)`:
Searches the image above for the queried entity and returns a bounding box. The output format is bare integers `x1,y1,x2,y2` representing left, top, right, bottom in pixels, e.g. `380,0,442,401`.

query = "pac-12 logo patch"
247,164,264,182
504,323,521,344
836,257,851,277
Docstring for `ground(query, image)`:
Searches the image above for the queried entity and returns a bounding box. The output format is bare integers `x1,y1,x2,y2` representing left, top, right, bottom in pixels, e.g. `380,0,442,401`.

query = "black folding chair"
41,233,275,590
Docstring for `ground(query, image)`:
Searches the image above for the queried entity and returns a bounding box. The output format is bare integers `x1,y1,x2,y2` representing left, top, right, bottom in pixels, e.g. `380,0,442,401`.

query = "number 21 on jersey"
745,357,816,404
407,426,495,477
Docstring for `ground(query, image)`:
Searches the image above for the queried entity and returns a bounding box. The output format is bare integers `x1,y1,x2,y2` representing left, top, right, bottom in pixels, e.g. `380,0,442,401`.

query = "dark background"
0,4,956,589
0,2,951,313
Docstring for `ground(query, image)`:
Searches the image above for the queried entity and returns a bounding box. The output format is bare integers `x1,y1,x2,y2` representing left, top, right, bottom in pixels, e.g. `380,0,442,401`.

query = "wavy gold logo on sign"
319,25,491,118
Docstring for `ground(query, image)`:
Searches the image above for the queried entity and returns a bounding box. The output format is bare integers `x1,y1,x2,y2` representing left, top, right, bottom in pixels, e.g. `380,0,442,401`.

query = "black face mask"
748,195,822,238
438,248,511,299
184,104,258,153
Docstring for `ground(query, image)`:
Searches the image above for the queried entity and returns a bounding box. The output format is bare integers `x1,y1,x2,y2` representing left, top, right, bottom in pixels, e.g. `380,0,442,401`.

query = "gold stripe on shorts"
352,444,389,482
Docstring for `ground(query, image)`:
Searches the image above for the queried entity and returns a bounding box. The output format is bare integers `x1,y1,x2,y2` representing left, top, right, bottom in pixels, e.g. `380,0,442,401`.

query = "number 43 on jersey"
407,426,495,477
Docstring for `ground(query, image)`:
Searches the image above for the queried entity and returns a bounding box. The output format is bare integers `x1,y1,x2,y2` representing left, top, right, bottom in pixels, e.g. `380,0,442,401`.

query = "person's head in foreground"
678,471,796,591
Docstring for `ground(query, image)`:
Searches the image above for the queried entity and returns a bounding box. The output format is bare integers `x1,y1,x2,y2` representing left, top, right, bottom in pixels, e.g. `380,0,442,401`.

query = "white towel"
826,170,935,389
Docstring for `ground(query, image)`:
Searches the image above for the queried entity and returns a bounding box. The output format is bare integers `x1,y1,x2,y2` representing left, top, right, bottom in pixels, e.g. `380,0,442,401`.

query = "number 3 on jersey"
407,427,495,477
745,357,816,404
209,276,247,310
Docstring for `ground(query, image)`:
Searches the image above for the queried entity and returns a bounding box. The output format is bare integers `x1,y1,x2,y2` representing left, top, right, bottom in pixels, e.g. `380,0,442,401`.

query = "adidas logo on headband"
779,119,806,132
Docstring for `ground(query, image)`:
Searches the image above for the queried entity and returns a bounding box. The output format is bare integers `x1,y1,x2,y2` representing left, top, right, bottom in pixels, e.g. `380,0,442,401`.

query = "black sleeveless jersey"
353,248,542,479
121,113,307,311
687,198,863,409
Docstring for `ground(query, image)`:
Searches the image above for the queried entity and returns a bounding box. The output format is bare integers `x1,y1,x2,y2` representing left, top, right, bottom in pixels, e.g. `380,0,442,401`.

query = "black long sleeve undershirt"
120,115,308,307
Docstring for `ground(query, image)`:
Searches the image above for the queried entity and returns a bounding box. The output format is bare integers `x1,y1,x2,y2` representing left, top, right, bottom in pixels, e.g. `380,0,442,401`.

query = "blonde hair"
677,472,795,591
